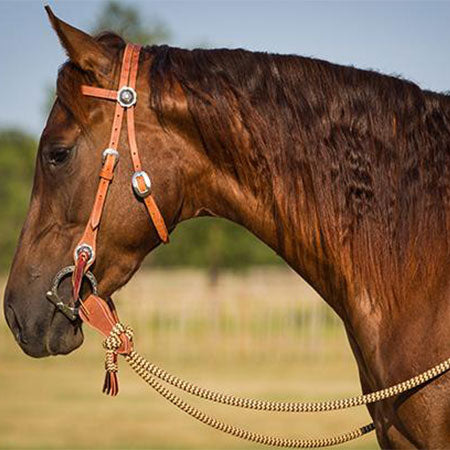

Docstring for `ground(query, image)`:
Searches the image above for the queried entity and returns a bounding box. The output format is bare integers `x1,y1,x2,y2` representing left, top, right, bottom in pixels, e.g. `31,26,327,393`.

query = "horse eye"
47,147,72,166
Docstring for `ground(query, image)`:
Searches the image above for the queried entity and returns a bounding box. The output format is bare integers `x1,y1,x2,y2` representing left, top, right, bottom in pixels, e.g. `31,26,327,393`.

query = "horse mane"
147,45,450,299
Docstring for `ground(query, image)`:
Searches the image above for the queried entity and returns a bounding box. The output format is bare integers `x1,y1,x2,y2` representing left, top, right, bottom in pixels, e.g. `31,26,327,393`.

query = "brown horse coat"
4,10,450,448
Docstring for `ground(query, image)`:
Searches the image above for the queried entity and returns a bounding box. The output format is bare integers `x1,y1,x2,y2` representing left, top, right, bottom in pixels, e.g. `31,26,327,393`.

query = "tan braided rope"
125,350,375,448
103,324,450,447
106,331,450,412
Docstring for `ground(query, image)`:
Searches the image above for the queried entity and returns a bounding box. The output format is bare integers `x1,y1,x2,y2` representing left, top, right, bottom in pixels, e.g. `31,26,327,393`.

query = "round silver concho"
74,243,95,266
117,86,137,108
46,265,98,321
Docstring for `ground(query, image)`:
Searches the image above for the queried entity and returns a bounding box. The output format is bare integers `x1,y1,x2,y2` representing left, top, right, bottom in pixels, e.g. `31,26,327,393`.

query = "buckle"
102,148,119,167
131,171,151,198
117,86,137,108
74,243,95,266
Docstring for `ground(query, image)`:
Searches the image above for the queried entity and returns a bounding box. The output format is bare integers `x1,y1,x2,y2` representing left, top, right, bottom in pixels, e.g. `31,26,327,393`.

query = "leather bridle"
46,44,168,323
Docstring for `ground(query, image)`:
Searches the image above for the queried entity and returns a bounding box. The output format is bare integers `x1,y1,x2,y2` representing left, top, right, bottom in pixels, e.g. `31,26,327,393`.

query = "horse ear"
45,5,112,81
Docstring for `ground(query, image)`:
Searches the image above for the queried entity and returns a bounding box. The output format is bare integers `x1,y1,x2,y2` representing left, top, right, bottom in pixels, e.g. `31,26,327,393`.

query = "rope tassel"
101,322,134,396
103,350,119,396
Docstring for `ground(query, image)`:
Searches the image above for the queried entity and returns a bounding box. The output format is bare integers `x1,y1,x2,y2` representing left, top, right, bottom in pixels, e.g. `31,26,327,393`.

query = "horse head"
3,9,208,357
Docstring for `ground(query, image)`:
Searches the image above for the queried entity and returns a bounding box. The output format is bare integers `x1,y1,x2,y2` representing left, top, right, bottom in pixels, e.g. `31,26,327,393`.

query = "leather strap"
73,45,134,267
81,87,117,101
75,43,168,265
72,44,169,301
126,45,169,243
79,294,132,354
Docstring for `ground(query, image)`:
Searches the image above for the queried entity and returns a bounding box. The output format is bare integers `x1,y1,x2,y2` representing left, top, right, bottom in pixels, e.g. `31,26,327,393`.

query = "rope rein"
102,323,450,448
126,350,374,448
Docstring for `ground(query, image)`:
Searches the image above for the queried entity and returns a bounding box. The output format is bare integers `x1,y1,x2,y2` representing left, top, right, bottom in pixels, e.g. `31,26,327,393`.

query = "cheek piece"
46,43,169,395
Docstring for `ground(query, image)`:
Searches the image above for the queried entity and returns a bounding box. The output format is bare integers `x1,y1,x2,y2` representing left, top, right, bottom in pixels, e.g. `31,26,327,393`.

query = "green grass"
0,269,378,449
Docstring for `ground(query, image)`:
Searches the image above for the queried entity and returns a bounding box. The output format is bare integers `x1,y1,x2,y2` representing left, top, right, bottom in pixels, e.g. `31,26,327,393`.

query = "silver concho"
74,243,95,266
117,86,137,108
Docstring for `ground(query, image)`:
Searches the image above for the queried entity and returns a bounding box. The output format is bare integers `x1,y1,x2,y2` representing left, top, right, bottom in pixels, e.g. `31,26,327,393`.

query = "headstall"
46,44,169,393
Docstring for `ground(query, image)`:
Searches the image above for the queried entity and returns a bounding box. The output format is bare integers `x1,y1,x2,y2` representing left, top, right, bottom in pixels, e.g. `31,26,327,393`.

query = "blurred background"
1,1,449,449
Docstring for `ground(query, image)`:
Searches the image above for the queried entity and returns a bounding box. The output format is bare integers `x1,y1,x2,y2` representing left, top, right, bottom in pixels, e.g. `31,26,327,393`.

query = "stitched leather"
144,195,169,242
79,294,132,354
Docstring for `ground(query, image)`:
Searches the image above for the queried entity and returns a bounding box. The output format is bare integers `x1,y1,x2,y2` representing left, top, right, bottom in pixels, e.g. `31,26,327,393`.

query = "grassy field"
0,268,377,449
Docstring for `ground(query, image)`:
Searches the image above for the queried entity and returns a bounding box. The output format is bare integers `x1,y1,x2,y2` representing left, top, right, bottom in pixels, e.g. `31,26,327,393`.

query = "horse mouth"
5,303,84,358
46,310,85,356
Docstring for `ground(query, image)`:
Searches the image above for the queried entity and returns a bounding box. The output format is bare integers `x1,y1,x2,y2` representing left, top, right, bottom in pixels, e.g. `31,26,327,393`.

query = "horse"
4,8,450,448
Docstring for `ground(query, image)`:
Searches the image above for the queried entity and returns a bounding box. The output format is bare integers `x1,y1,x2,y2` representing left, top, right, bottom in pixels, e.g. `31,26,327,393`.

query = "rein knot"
101,322,133,396
102,323,133,352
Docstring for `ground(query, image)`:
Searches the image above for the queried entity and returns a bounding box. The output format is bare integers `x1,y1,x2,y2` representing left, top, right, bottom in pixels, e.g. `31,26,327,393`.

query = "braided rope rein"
104,324,450,448
126,350,375,448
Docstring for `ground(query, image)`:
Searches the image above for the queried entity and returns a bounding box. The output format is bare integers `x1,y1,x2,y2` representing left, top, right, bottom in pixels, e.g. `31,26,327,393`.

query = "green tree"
0,129,37,270
92,0,170,44
149,218,282,271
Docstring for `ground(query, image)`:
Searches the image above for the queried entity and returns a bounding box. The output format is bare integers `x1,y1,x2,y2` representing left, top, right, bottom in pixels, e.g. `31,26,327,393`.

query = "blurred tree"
92,0,170,44
0,129,37,270
149,218,282,270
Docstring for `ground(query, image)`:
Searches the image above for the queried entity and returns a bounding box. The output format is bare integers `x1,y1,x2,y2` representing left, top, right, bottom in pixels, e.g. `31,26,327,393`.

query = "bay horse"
4,8,450,448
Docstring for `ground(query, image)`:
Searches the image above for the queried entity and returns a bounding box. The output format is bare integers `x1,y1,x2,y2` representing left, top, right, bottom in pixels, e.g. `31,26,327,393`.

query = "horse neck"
175,94,450,388
177,138,350,316
191,157,450,396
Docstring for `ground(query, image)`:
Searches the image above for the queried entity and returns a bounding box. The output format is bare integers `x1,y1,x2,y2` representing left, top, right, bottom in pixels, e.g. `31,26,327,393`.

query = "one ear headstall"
47,44,169,329
71,43,169,303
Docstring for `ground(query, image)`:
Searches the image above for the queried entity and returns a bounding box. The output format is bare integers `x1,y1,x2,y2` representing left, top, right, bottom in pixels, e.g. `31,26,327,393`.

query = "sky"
0,0,449,137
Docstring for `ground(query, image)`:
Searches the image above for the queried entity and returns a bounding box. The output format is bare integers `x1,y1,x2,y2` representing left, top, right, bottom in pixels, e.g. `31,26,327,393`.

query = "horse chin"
17,314,84,358
46,314,84,356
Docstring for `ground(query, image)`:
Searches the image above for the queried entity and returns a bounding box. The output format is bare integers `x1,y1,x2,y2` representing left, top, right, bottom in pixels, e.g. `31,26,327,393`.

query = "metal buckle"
102,148,119,167
132,171,152,198
117,86,137,108
74,244,95,266
46,265,98,321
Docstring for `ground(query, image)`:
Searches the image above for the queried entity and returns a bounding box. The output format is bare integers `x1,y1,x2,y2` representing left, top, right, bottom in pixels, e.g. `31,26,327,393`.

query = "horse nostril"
5,305,28,345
